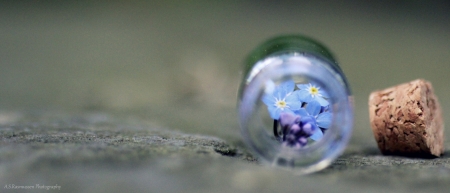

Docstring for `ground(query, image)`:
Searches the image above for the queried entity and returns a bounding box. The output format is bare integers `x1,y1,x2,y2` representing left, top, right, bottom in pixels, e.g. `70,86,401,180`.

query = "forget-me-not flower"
296,83,329,106
262,80,302,120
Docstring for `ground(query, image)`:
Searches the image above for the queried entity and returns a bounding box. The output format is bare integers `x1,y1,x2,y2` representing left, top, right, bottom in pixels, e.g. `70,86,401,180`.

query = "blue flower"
262,80,302,120
294,100,332,141
296,83,329,106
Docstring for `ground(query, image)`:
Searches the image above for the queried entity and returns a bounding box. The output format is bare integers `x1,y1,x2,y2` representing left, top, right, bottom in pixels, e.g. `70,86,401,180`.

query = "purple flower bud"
302,123,312,135
286,134,298,146
280,112,301,128
298,137,307,146
290,124,300,133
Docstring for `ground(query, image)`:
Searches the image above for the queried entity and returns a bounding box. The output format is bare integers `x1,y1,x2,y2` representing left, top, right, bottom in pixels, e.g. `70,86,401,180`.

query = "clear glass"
238,35,353,174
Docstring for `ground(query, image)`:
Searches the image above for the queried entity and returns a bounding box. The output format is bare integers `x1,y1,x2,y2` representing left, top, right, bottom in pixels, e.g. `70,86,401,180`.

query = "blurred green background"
1,1,449,147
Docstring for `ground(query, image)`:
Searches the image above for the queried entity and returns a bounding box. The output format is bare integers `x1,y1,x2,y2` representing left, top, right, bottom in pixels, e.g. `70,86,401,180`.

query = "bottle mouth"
238,53,353,174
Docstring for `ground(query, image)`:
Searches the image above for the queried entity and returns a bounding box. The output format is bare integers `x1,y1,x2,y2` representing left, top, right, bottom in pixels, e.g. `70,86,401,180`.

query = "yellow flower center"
275,100,287,109
309,86,320,97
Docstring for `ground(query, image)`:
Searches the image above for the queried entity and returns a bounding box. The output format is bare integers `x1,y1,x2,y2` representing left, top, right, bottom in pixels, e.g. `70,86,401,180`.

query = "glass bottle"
238,35,353,174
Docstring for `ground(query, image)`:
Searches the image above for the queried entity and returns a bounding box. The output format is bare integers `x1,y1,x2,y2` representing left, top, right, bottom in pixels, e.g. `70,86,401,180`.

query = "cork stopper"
368,79,444,157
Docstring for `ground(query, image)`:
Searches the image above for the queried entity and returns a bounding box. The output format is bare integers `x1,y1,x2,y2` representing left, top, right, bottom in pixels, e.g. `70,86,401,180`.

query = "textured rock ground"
1,111,450,193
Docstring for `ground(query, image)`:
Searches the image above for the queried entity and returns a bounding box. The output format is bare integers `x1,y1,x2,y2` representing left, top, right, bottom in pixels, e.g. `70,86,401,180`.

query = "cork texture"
368,79,444,157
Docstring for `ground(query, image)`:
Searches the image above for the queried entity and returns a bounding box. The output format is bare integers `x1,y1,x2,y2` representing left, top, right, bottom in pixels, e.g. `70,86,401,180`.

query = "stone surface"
1,111,450,193
0,111,254,167
369,79,444,157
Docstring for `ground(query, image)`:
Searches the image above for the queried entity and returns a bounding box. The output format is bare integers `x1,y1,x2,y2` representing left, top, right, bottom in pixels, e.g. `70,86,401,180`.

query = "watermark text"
4,184,61,190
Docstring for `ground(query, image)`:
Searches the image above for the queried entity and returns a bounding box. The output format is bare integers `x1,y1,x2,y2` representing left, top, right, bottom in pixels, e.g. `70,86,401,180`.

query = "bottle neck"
240,35,351,99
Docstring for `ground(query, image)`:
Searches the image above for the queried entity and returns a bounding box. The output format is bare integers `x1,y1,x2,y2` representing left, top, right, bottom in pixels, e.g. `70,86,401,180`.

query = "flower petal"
268,105,281,119
297,84,309,90
319,90,329,98
315,96,329,106
296,90,312,102
282,80,296,91
310,129,323,141
285,93,302,110
276,80,295,97
283,107,295,113
294,108,308,117
262,95,275,106
305,100,321,116
317,112,332,129
300,115,317,127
